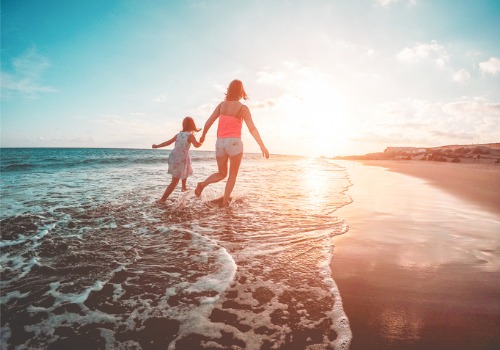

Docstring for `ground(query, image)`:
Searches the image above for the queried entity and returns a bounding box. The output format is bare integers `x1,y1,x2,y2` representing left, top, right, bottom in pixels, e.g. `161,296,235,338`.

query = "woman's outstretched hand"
261,146,269,159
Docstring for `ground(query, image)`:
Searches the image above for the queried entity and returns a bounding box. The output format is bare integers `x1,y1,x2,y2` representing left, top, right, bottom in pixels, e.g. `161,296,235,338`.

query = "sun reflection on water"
297,158,343,214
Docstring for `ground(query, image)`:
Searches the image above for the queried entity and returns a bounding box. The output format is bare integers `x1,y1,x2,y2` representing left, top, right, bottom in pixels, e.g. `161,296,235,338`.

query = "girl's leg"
195,155,228,197
222,152,243,206
181,178,188,191
158,177,180,203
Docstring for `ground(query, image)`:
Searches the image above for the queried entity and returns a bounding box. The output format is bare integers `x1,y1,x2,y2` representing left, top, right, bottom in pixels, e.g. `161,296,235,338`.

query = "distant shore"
334,143,500,164
361,160,500,215
332,142,500,215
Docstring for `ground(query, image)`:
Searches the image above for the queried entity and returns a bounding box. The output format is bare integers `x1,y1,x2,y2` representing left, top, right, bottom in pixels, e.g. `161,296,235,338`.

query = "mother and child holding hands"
152,79,269,207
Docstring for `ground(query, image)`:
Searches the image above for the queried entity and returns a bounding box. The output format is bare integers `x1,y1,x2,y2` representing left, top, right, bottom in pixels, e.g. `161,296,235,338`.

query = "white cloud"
441,97,500,116
94,114,162,136
367,97,500,147
88,113,176,147
375,0,394,7
249,99,277,110
397,41,449,68
430,129,476,140
375,0,417,7
479,57,500,75
37,135,97,144
0,132,98,148
334,40,357,50
453,69,471,83
0,48,57,98
153,94,168,103
257,70,288,85
1,72,57,97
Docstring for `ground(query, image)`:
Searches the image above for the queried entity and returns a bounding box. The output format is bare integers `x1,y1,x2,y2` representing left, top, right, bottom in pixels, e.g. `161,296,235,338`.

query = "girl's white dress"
167,132,193,179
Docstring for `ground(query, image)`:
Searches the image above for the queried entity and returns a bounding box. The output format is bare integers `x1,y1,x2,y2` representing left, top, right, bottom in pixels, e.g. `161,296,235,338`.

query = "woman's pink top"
217,115,243,138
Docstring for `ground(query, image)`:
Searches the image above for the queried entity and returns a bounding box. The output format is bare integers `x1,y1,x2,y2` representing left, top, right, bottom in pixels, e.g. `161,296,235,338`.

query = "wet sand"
331,161,500,350
363,160,500,216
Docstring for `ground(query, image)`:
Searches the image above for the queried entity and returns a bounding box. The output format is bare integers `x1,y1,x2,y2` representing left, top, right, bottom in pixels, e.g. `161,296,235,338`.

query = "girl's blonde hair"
225,79,248,101
182,116,201,132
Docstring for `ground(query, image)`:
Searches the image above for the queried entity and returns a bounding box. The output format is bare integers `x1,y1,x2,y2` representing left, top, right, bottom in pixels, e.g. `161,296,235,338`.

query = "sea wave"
0,148,353,349
0,148,215,173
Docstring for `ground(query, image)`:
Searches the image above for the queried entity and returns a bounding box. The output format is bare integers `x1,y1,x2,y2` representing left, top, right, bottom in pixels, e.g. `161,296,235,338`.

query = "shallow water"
1,148,352,349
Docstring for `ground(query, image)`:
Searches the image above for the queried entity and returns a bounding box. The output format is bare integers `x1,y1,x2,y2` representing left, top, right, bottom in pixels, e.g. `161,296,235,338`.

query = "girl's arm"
200,103,222,143
152,135,176,149
242,106,270,159
188,134,202,148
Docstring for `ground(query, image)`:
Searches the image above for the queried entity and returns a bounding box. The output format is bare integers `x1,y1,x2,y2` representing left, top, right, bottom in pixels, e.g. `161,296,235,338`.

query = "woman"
195,79,269,207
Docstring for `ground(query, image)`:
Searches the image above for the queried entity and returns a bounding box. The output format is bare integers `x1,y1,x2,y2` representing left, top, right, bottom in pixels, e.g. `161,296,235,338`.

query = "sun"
254,67,357,157
283,75,352,156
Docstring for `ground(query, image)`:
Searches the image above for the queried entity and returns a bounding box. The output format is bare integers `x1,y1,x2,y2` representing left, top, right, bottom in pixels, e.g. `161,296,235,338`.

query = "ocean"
0,148,352,349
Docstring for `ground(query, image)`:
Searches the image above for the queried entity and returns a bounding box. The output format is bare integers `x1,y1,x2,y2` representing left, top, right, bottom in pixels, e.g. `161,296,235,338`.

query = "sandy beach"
332,160,500,350
363,160,500,216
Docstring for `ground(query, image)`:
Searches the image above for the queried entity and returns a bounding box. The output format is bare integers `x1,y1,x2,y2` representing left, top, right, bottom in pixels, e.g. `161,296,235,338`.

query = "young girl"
152,116,202,204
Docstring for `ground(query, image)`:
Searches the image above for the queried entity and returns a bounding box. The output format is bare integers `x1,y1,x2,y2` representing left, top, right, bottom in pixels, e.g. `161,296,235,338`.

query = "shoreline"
331,161,500,349
361,160,500,215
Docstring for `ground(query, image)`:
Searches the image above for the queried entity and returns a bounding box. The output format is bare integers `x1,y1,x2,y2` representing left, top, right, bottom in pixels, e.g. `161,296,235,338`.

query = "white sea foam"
0,223,55,248
317,221,353,350
0,290,30,304
48,280,105,305
164,228,238,348
1,149,354,349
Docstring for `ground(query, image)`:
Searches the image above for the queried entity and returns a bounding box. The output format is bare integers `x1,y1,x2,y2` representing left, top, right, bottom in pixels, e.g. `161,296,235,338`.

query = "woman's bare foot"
155,199,166,205
181,187,188,192
220,197,232,207
194,182,204,197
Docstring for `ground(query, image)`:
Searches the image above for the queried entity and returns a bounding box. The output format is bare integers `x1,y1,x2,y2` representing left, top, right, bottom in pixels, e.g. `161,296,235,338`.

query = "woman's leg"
195,155,228,197
158,177,180,203
222,152,243,206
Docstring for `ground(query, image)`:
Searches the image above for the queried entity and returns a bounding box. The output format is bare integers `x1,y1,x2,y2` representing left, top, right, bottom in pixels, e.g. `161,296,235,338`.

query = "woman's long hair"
182,116,201,132
225,79,248,101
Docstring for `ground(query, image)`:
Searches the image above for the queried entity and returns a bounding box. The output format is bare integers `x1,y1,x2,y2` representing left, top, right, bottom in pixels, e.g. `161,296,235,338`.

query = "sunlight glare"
284,73,351,157
301,159,329,208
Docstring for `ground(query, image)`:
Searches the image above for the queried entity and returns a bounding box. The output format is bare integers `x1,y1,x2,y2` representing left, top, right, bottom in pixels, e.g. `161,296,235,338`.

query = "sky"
1,0,500,157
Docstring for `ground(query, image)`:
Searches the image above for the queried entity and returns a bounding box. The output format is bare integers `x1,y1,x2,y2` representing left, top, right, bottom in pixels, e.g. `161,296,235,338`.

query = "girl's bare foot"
194,183,204,197
181,187,188,192
155,200,166,205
